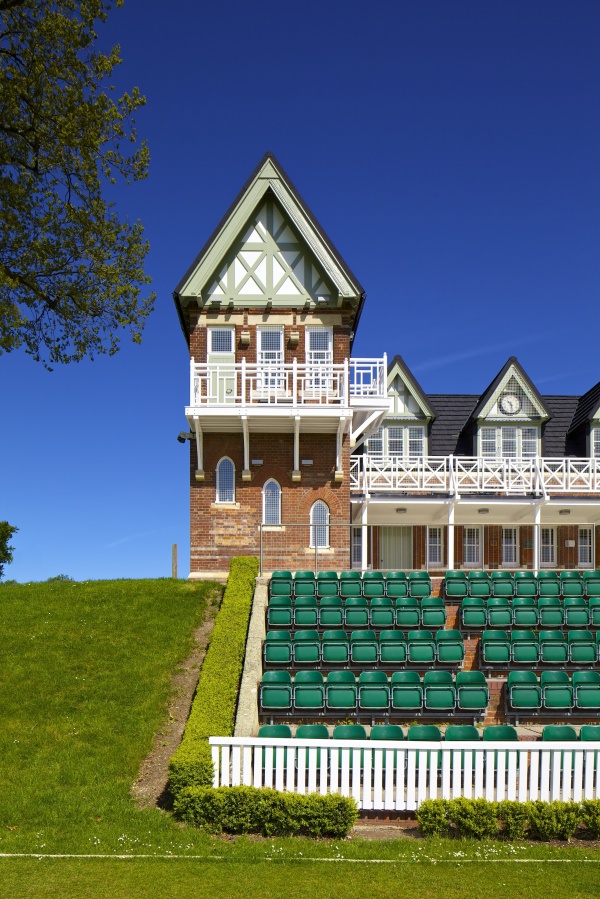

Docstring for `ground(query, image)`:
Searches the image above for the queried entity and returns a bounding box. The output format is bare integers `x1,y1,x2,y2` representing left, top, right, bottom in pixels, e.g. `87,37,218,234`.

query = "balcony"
350,455,600,497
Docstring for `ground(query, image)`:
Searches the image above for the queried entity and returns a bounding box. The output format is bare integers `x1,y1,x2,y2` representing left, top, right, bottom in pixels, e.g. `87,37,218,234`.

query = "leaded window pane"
369,428,384,456
408,426,424,457
501,428,517,459
310,501,329,548
263,480,281,525
209,329,233,353
481,427,497,457
387,427,404,457
216,458,235,503
521,427,538,457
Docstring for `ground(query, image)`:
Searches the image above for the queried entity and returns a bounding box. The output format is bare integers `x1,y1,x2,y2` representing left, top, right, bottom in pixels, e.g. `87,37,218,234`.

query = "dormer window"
479,425,539,459
367,424,425,458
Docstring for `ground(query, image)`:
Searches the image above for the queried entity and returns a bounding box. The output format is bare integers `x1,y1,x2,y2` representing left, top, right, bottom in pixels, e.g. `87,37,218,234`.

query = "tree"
0,0,154,366
0,522,17,579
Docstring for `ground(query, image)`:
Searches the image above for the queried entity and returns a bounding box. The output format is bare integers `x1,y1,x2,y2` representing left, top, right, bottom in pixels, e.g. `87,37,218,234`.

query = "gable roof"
173,153,366,343
387,354,437,420
568,380,600,434
467,356,550,422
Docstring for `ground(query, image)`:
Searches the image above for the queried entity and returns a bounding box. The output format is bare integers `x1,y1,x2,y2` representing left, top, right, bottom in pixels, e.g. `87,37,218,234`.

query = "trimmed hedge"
168,556,259,799
416,797,600,841
174,785,358,838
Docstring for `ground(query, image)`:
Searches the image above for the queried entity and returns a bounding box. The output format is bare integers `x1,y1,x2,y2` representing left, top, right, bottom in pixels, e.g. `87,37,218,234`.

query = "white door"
305,326,333,395
207,327,235,403
381,527,413,570
257,326,285,396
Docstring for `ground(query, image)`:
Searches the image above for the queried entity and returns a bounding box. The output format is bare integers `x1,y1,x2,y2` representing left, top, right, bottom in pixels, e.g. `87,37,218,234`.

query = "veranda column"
361,501,368,572
447,504,455,571
533,504,541,574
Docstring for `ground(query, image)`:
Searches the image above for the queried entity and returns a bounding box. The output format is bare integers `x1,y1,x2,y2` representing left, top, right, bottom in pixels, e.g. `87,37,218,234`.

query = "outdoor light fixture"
396,508,407,514
301,459,313,466
478,508,490,515
251,460,263,466
559,509,571,516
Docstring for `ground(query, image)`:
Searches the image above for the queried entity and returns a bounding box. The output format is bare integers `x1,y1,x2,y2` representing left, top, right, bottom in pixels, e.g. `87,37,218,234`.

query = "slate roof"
569,380,600,434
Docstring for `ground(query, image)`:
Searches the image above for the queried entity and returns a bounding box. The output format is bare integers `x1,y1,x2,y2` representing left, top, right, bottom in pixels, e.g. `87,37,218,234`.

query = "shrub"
448,798,499,839
581,800,600,839
168,556,259,798
416,799,450,837
526,801,581,841
174,785,358,838
498,800,530,840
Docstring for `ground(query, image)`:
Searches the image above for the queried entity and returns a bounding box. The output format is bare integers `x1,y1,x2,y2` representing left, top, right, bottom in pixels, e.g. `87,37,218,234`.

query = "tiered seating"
480,629,600,669
461,595,600,630
257,722,523,743
269,570,433,600
505,670,600,720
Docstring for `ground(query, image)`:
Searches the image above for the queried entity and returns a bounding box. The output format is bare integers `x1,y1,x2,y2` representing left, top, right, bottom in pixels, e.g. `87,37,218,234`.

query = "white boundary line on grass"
0,854,599,863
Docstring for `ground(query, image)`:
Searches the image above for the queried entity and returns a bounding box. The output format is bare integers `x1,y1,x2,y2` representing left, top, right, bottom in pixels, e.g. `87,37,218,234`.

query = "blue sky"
2,0,599,581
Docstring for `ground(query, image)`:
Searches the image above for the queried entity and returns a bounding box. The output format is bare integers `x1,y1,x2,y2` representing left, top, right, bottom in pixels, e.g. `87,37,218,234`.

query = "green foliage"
526,801,581,842
498,800,530,840
45,574,73,582
448,798,499,839
0,0,154,365
0,521,17,579
415,799,449,836
581,800,600,839
168,557,259,798
173,785,358,838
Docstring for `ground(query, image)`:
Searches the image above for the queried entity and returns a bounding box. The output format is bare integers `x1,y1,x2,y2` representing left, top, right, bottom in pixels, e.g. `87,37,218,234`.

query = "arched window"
216,457,235,503
263,479,281,526
310,500,329,548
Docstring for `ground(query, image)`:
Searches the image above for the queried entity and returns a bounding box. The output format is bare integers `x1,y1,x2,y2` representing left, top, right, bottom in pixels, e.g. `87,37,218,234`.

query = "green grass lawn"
1,578,600,898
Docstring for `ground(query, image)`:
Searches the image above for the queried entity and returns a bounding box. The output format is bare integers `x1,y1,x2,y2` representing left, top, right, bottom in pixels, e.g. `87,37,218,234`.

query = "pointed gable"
174,154,365,340
469,357,550,422
386,355,436,420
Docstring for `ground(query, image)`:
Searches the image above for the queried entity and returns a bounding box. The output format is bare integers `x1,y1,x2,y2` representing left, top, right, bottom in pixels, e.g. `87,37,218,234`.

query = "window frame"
591,427,600,459
579,526,594,569
540,527,556,568
502,527,519,568
427,527,444,567
215,456,235,504
262,478,281,526
478,424,540,459
207,326,235,355
310,500,330,549
463,526,481,568
366,423,426,459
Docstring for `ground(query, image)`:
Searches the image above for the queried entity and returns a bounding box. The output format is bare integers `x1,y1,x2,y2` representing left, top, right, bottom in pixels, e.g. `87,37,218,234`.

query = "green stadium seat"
538,630,568,664
378,630,407,664
507,671,541,711
407,629,436,665
486,597,512,628
445,724,480,741
326,671,357,712
461,596,487,629
293,671,325,711
258,724,293,738
481,629,510,666
321,629,349,665
408,724,442,769
293,571,316,596
468,571,491,598
560,571,584,598
358,671,390,711
292,629,321,665
510,629,539,665
369,596,395,628
563,596,590,628
423,670,456,711
420,596,447,628
568,630,596,665
537,571,560,597
580,724,600,740
456,671,489,713
318,596,344,627
385,571,409,598
295,724,329,767
371,724,404,741
513,571,537,597
483,724,518,741
589,597,600,627
444,571,468,599
491,570,515,598
350,629,379,664
293,596,318,627
362,570,385,598
263,630,293,666
395,596,421,628
538,597,564,628
512,597,538,627
541,670,573,711
344,596,369,627
435,629,465,665
541,724,577,741
331,723,367,766
390,671,423,711
267,596,292,628
583,570,600,599
269,571,293,597
573,671,600,710
316,571,339,598
409,571,432,598
260,671,293,711
339,570,362,598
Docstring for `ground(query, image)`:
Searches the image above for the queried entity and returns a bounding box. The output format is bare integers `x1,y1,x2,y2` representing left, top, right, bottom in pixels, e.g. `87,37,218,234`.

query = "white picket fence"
209,737,600,810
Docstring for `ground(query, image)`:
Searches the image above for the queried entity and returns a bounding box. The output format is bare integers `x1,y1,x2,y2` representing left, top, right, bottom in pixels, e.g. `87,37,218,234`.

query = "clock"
499,393,521,415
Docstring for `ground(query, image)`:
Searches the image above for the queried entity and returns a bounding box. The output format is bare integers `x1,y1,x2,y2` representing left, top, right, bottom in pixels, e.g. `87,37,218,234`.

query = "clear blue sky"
2,0,599,581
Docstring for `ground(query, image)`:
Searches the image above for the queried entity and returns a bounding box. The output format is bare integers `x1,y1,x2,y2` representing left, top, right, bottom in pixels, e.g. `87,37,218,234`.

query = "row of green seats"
446,570,600,599
461,596,600,629
258,722,600,742
269,570,432,599
260,669,489,715
506,670,600,714
264,628,465,667
481,629,600,667
267,595,446,628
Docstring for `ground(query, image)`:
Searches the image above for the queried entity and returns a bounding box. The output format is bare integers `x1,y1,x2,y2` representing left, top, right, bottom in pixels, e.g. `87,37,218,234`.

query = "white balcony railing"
210,737,600,810
188,357,387,408
350,455,600,496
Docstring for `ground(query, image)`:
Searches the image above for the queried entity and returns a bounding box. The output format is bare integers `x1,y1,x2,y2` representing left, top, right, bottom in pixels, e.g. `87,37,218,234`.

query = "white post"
533,504,541,574
447,504,455,571
292,356,298,406
241,355,246,406
190,356,195,405
361,501,368,572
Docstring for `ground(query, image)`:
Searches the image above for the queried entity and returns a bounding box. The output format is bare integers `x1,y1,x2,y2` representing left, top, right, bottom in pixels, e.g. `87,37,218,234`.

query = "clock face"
500,393,522,415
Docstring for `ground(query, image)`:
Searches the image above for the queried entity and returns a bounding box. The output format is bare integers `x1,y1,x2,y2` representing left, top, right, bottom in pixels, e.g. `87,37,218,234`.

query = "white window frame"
216,457,235,504
502,527,519,568
592,427,600,459
351,527,362,569
463,527,481,568
579,526,594,569
262,479,281,526
310,500,330,549
208,327,235,355
479,425,540,459
366,424,426,459
427,527,443,567
257,326,285,393
540,527,556,568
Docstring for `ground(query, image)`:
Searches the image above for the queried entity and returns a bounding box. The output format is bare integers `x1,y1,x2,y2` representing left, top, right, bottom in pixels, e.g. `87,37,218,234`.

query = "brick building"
175,156,600,577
